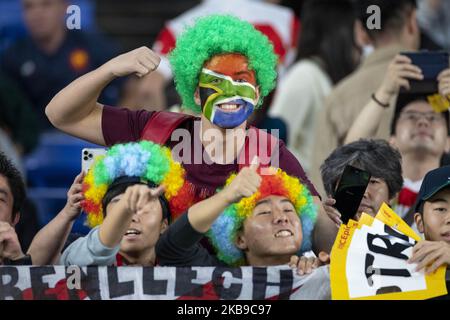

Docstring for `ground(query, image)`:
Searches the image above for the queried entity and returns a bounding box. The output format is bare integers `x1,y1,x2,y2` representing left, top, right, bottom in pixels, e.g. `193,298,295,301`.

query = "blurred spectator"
417,0,450,50
248,91,288,144
0,72,39,158
0,0,97,54
0,151,31,265
124,0,300,111
0,0,122,131
268,0,359,174
390,93,449,227
0,72,41,248
317,139,404,252
310,0,420,197
0,152,26,228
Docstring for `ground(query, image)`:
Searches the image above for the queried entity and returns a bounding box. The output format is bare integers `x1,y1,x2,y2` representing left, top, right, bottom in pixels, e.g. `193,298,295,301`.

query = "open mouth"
124,228,141,236
274,230,293,238
441,232,450,242
216,102,244,112
412,131,433,139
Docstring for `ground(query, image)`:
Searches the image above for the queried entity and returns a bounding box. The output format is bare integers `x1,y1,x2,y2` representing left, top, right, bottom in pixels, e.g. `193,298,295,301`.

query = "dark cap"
413,166,450,213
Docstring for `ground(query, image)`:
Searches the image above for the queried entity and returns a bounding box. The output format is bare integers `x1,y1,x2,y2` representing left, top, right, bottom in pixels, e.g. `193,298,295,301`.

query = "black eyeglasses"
399,111,446,124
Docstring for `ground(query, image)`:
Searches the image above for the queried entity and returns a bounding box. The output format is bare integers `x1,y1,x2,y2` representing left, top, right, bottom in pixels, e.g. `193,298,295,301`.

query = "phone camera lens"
89,154,93,158
83,150,88,155
83,156,88,161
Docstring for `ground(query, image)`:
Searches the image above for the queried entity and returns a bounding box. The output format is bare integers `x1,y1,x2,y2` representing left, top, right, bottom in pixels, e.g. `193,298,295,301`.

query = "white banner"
0,265,330,300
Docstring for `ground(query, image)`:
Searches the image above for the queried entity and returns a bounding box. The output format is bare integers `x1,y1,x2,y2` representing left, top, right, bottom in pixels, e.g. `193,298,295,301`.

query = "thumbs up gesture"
222,156,262,204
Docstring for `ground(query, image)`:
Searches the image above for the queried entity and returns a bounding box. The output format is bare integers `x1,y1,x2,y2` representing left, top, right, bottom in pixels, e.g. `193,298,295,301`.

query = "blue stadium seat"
0,0,97,53
25,131,101,234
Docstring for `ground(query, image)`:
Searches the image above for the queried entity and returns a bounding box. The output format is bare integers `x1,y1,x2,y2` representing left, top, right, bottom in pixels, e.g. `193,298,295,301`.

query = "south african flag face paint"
199,68,257,128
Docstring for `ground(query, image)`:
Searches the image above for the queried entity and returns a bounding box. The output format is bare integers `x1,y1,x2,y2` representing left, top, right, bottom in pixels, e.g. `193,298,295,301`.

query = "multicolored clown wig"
207,168,317,266
169,14,278,114
82,141,186,227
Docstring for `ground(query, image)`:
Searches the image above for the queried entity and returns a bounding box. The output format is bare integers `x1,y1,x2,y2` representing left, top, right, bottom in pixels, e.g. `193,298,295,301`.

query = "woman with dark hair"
269,0,360,174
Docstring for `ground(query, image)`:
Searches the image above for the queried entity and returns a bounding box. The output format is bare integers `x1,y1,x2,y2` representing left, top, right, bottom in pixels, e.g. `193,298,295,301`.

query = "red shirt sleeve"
102,105,153,146
278,139,319,197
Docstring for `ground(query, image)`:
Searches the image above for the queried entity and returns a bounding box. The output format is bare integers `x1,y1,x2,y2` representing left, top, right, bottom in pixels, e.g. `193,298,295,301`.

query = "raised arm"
187,161,262,233
27,172,84,265
99,185,164,248
45,47,161,145
345,54,423,144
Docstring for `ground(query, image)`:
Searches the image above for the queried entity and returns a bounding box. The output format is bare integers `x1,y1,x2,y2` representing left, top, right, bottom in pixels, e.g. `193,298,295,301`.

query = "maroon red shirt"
102,106,319,198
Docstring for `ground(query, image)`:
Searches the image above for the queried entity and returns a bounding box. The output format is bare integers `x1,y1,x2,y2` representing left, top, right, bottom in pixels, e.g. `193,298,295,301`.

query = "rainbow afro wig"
169,14,278,113
207,168,317,266
82,141,186,227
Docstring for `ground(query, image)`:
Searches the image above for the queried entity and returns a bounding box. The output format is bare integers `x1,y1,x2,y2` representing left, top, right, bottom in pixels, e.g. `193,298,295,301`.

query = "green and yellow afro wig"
169,14,278,113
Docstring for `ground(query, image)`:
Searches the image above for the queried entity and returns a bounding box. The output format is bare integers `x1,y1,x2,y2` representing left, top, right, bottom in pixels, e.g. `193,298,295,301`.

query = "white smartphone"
82,148,107,173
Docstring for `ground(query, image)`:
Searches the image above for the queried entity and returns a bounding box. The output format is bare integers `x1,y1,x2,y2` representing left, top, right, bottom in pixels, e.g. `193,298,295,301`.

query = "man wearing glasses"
389,92,450,229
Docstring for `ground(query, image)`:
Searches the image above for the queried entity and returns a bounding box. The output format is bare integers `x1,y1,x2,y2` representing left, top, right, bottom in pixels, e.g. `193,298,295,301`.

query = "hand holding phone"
400,51,449,93
323,198,343,227
333,165,371,224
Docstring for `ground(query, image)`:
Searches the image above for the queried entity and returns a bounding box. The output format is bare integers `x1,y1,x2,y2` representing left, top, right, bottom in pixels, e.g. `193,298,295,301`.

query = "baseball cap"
413,165,450,213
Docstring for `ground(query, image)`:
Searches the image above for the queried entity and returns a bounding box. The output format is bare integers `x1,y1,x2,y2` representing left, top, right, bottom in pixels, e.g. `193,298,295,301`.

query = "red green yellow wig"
82,141,186,227
207,168,317,266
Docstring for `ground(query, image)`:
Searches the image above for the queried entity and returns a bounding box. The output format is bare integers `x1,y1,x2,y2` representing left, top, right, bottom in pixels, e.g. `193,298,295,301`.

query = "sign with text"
0,265,330,300
331,203,447,300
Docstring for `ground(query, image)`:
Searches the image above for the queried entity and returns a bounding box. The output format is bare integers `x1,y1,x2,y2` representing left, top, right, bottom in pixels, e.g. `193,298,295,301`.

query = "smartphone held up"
81,148,107,173
333,165,371,224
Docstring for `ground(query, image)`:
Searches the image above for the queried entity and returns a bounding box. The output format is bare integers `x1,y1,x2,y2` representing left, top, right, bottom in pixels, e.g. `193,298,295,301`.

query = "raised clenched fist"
103,46,161,78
